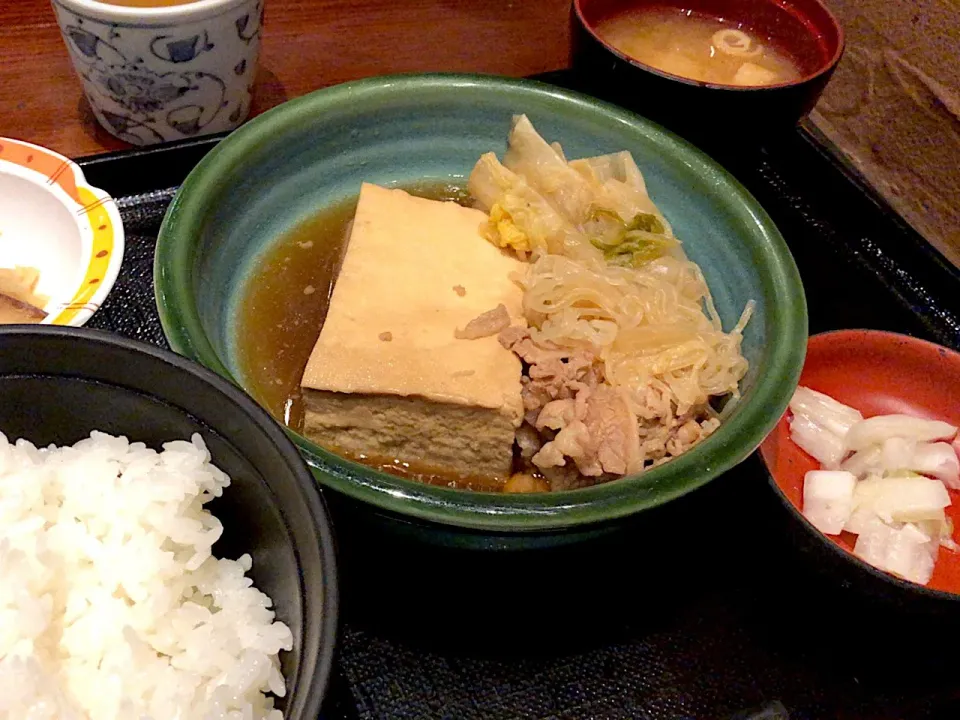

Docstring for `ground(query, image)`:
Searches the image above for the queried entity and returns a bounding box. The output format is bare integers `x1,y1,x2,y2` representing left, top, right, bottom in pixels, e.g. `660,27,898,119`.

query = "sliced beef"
455,304,511,340
500,324,719,489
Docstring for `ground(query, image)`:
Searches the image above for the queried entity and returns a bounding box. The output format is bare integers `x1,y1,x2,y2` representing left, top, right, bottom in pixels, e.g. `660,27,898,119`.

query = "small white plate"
0,138,124,326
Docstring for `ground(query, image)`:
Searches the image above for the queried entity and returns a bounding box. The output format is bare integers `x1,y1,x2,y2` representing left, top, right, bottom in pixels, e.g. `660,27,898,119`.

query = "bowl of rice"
0,326,338,719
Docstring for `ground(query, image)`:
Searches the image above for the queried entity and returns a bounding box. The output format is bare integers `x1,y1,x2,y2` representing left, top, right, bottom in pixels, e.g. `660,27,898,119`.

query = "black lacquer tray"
76,71,960,720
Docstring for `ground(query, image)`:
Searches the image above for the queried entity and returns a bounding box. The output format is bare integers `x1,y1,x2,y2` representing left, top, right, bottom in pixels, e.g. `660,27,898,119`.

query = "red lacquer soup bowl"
761,329,960,599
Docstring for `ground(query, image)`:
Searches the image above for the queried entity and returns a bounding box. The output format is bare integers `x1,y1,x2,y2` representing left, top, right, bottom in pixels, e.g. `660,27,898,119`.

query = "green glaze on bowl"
156,73,807,533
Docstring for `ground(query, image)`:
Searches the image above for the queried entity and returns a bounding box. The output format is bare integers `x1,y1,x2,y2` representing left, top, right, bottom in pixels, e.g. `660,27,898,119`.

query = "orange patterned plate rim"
0,137,124,327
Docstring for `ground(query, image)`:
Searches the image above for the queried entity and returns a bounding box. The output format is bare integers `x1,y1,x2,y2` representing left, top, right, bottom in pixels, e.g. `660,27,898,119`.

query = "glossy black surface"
0,327,340,720
72,70,960,719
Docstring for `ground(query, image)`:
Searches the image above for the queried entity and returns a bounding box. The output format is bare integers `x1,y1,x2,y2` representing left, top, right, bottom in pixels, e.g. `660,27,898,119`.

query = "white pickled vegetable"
844,504,878,536
789,413,847,468
939,518,960,551
840,445,882,477
844,414,957,453
802,470,857,534
853,518,938,585
789,386,863,438
853,517,896,568
791,386,959,587
885,524,938,584
915,516,959,551
841,439,960,489
880,437,916,472
911,442,960,489
844,473,887,535
849,474,950,524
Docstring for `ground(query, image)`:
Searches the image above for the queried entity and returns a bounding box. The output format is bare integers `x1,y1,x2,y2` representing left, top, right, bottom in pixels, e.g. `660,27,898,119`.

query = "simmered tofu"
300,183,525,481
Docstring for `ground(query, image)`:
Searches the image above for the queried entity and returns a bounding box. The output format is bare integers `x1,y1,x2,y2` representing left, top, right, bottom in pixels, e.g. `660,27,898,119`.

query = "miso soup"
596,6,803,87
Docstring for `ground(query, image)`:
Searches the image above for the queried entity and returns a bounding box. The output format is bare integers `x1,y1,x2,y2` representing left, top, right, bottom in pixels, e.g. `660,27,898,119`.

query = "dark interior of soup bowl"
156,74,807,535
571,0,844,141
0,327,339,720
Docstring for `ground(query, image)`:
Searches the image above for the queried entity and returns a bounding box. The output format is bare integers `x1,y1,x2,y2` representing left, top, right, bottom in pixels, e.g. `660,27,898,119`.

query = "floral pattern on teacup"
52,0,262,145
235,7,263,45
63,24,127,65
92,64,226,125
97,65,191,114
150,30,215,64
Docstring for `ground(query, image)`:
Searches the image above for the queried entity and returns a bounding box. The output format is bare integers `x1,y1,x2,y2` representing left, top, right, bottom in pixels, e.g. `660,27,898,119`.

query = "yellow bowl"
0,138,124,326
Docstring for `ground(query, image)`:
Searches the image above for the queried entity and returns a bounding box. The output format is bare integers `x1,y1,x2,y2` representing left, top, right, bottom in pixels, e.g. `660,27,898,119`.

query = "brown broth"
237,196,357,430
236,181,512,490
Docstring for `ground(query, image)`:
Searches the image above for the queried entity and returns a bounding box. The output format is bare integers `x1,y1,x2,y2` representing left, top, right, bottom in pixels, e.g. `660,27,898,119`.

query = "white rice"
0,431,294,720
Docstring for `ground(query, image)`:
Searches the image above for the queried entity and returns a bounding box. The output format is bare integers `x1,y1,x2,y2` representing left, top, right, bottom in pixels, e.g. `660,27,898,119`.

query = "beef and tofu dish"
239,117,753,492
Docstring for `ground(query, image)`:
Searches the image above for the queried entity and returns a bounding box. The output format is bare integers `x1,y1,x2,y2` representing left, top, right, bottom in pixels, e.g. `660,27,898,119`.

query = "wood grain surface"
0,0,956,265
0,0,572,157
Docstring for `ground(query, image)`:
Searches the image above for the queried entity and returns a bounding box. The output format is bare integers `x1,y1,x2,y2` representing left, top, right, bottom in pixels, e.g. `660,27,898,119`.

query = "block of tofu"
300,183,525,482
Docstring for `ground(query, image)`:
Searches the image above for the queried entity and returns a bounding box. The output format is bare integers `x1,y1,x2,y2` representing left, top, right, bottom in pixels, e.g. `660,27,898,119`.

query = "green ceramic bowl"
156,73,807,535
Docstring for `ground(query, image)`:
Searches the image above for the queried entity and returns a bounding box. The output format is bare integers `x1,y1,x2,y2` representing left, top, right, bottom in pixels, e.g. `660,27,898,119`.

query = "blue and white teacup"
52,0,263,145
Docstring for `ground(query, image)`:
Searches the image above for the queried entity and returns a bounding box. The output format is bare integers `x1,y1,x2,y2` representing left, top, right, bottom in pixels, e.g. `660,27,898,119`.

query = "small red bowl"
571,0,844,143
761,329,960,600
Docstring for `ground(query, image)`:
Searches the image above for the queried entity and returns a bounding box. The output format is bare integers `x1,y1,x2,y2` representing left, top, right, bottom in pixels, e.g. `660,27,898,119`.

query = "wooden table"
0,0,572,158
2,0,957,265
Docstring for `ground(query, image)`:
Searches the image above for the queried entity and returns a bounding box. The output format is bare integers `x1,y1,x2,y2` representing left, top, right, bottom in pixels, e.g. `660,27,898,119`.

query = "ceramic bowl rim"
155,72,808,532
572,0,846,91
0,137,124,327
0,324,343,714
762,328,960,603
